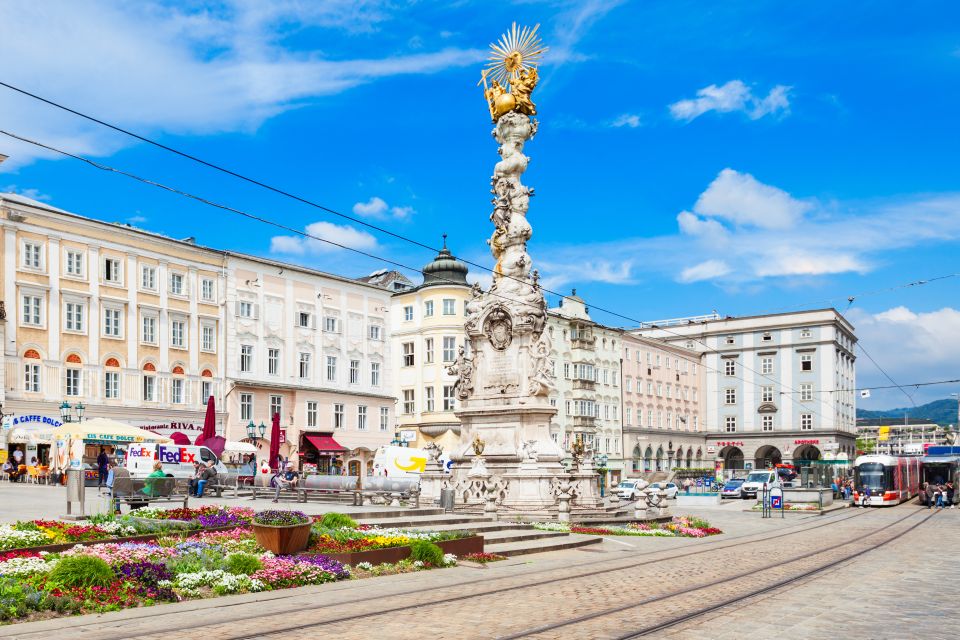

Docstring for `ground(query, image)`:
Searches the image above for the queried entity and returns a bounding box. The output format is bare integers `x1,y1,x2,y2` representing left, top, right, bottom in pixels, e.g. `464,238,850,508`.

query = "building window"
64,302,84,332
103,308,122,338
240,345,253,373
171,378,184,404
334,403,344,429
141,266,157,291
762,415,774,431
656,383,662,397
724,360,736,376
268,349,279,376
403,306,413,322
800,383,813,402
762,333,773,342
724,335,735,345
307,401,318,428
201,278,215,302
104,371,119,399
403,389,415,414
201,381,211,404
424,300,434,317
240,393,253,420
170,319,186,348
326,356,337,382
402,342,415,367
65,250,84,277
169,272,184,296
299,353,311,379
442,337,456,363
625,407,632,425
324,317,339,333
370,362,381,386
425,386,435,412
442,299,456,315
380,407,389,431
724,416,737,432
22,242,42,269
800,328,812,339
801,413,813,430
357,406,367,430
349,359,360,384
443,385,456,411
368,325,382,340
24,363,40,393
238,301,253,318
801,354,813,372
142,315,157,344
761,386,774,403
201,324,215,352
21,295,42,327
761,357,773,375
142,375,156,402
297,312,312,328
724,388,737,405
103,257,122,284
270,395,282,419
423,338,434,364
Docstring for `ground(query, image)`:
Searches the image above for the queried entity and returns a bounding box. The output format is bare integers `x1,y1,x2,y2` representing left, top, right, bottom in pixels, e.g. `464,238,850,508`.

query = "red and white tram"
853,455,922,506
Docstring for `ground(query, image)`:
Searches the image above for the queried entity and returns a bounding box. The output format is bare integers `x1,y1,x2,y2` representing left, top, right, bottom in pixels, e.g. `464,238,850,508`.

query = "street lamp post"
245,420,267,447
594,452,608,497
59,401,85,423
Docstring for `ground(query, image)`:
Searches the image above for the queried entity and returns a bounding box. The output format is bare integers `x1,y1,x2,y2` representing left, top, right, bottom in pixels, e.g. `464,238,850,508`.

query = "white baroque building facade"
223,252,395,475
547,292,624,484
634,309,857,472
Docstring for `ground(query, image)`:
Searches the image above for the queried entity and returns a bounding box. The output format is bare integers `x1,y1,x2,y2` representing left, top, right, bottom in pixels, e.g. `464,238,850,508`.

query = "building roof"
420,236,469,288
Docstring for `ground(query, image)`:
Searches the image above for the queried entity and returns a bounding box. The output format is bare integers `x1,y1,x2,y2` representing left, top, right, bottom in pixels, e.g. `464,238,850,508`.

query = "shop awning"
305,434,346,452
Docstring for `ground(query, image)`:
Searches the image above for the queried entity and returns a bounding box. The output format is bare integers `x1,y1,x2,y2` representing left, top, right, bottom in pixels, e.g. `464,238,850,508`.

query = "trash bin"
66,469,86,516
439,488,455,513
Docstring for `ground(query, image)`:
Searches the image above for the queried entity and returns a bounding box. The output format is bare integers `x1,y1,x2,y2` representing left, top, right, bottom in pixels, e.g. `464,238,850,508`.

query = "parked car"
721,478,745,499
614,479,649,499
741,469,778,498
647,482,679,499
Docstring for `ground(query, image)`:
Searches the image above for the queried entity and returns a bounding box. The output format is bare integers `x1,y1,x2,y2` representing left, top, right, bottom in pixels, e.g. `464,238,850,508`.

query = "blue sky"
2,1,959,410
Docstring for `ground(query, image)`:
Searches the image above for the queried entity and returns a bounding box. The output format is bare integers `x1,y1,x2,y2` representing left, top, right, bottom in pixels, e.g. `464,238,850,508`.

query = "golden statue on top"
479,23,547,122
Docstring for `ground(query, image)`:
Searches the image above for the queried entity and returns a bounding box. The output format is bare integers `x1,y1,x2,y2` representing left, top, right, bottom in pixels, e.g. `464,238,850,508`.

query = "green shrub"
47,556,114,589
409,541,444,566
224,553,264,575
318,513,358,529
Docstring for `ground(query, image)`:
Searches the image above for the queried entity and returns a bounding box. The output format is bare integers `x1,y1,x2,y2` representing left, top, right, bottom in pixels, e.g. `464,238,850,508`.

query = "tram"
852,455,922,506
920,454,960,506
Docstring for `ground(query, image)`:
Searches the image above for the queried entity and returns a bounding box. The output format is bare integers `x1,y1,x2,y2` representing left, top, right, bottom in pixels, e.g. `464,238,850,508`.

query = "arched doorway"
655,446,665,472
696,448,703,467
720,446,744,470
632,445,642,473
644,446,653,472
674,446,683,469
793,445,821,467
348,460,361,476
686,449,693,468
754,445,782,469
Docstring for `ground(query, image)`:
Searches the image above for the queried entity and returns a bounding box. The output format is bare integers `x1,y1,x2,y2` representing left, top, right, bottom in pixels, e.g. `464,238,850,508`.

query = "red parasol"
268,412,281,471
195,395,225,457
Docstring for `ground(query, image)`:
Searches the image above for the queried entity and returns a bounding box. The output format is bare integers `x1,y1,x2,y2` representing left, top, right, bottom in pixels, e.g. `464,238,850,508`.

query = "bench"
207,473,242,498
110,471,190,511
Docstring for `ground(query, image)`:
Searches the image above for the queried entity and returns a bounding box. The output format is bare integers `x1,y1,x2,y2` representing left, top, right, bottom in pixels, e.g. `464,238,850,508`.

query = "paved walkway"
4,505,949,639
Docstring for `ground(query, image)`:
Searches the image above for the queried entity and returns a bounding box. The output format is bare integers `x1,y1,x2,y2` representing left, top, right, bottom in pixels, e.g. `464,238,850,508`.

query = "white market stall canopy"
223,441,257,454
7,424,54,444
45,418,173,444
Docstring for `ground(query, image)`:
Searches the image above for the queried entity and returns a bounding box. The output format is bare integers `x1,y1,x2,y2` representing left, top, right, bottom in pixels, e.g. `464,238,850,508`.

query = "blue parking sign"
696,478,703,487
771,495,782,509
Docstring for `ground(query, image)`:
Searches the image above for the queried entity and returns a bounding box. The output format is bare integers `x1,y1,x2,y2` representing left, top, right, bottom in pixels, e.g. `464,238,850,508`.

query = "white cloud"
538,259,633,290
669,80,791,122
610,113,641,128
752,252,868,278
692,168,813,229
0,1,484,168
270,221,378,255
848,306,960,406
126,215,148,225
351,196,414,220
678,260,731,283
2,184,50,201
548,0,625,66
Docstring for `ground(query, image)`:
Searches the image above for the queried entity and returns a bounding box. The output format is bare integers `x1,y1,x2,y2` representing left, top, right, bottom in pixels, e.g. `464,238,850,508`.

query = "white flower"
412,560,425,569
356,562,374,571
0,556,57,576
442,553,457,567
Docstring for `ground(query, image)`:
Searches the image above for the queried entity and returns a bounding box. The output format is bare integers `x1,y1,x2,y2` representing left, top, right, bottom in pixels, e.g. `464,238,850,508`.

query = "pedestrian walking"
935,484,946,509
96,447,109,488
925,482,936,509
946,481,955,508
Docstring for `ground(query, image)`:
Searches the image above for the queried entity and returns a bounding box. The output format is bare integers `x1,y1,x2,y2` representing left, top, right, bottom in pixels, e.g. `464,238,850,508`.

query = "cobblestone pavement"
4,504,946,640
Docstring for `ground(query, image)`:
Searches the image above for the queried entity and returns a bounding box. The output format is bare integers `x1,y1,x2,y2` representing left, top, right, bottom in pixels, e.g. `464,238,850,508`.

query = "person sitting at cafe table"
3,459,19,482
142,461,167,497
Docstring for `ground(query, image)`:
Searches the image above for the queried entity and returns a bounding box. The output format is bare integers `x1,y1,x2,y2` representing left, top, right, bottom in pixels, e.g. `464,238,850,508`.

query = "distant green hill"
857,398,958,426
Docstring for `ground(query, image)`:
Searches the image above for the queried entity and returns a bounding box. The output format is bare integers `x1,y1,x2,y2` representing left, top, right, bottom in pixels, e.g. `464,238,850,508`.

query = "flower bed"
533,516,722,539
461,552,506,564
308,522,482,566
749,502,820,512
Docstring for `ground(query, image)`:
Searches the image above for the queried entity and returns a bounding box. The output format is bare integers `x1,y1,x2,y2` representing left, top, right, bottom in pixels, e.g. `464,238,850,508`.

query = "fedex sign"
157,446,197,464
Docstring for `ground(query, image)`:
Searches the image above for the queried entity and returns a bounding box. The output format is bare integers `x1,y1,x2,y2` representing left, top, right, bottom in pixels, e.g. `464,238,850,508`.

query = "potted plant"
251,510,313,555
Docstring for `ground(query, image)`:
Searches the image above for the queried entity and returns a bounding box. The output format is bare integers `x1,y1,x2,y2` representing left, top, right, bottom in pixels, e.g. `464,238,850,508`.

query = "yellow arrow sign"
395,456,427,473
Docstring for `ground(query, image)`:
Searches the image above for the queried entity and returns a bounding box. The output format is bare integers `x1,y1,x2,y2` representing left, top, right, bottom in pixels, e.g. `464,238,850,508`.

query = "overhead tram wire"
856,342,917,408
0,129,834,427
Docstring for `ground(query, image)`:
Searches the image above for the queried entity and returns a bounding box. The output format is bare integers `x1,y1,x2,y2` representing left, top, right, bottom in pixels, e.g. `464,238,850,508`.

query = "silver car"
647,482,679,499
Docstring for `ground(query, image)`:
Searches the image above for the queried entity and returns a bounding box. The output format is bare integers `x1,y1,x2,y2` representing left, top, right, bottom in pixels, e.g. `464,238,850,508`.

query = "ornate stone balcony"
572,378,596,391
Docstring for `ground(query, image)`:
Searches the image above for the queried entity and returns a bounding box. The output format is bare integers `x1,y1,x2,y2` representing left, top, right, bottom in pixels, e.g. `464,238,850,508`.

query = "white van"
125,443,226,479
741,469,778,498
372,445,451,478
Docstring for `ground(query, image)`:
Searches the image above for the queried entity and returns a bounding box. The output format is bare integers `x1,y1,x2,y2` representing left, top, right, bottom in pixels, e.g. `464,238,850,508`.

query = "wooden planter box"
251,518,314,555
321,535,484,566
2,524,241,555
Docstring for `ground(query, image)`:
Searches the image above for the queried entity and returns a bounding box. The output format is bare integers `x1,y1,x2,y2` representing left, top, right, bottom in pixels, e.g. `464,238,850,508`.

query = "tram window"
856,463,893,492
